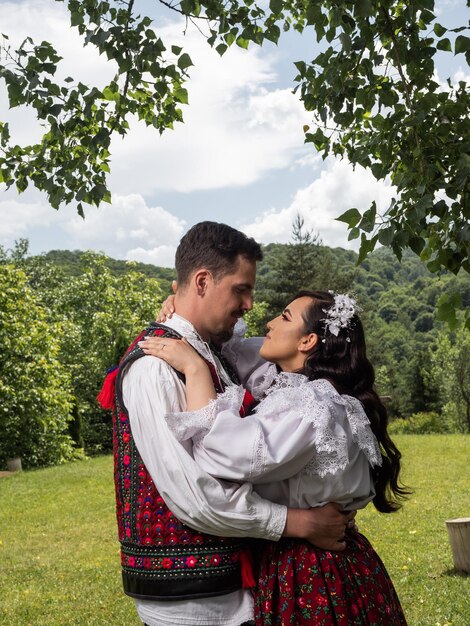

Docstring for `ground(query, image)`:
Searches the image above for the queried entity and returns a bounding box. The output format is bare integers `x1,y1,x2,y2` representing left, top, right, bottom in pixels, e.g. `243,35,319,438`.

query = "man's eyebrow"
235,282,254,289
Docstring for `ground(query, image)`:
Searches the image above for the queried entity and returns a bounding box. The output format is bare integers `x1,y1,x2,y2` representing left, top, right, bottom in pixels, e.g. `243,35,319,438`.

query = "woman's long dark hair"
294,290,409,513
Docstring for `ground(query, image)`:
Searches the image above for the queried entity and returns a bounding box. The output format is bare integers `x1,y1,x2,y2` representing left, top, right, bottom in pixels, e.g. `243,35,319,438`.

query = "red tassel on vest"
96,366,119,410
240,548,256,588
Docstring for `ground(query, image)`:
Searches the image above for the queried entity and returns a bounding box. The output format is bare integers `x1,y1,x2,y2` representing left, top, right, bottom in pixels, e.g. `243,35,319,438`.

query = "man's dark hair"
175,221,263,286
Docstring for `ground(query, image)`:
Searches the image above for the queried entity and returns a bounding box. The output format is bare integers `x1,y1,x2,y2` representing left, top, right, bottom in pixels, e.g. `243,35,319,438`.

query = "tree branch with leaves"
1,0,469,324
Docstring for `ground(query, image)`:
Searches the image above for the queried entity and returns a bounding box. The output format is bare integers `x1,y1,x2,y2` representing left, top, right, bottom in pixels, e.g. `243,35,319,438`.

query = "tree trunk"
6,457,22,472
446,517,470,573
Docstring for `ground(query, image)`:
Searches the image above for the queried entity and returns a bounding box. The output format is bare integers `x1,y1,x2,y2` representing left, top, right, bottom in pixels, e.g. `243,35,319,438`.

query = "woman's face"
259,296,317,372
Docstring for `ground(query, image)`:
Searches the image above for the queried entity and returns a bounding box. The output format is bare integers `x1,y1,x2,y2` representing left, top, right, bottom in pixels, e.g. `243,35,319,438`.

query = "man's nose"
242,293,253,311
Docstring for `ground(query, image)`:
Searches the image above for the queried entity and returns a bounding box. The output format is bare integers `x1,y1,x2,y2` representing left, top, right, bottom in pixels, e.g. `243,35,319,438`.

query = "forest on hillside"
1,236,469,469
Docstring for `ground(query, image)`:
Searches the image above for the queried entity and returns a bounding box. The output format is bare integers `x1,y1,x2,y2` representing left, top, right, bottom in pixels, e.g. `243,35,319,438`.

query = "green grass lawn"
0,435,469,625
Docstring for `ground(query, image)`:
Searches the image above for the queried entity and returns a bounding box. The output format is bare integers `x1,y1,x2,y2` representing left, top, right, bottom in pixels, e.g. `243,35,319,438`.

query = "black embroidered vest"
110,322,248,600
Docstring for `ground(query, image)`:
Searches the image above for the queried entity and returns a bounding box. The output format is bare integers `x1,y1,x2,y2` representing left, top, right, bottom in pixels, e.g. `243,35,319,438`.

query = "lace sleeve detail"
165,384,245,442
268,502,288,539
253,376,382,478
345,395,382,467
300,395,349,478
303,381,382,477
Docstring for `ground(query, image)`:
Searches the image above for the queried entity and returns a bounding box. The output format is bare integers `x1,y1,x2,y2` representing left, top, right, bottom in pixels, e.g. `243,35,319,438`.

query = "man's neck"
172,298,210,342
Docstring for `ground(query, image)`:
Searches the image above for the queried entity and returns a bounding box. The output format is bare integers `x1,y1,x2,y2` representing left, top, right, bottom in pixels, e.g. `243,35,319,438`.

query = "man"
107,222,353,626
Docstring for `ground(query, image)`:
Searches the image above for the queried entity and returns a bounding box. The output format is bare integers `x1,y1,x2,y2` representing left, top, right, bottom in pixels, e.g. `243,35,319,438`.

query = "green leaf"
236,37,249,49
409,236,425,255
70,9,84,27
102,86,119,102
419,8,436,25
427,258,442,273
416,0,435,11
269,0,283,14
305,128,328,151
357,234,372,264
180,0,193,15
177,53,193,70
174,86,188,105
378,226,395,246
7,81,25,107
339,33,351,52
225,33,236,47
455,35,470,54
77,202,85,218
348,227,360,241
336,208,362,227
306,3,321,26
433,23,447,36
436,293,461,330
437,38,452,52
358,202,377,233
215,43,228,56
356,0,372,17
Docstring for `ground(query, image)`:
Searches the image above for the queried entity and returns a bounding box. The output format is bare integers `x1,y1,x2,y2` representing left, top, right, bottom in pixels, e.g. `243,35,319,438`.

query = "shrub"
0,264,75,468
388,412,453,435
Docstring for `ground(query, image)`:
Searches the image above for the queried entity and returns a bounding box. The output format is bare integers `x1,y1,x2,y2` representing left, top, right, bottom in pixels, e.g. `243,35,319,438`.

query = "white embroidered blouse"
166,332,382,512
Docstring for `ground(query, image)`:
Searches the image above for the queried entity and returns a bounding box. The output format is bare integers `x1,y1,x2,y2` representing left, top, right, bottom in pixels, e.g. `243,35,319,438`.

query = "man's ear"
193,269,212,296
298,332,318,353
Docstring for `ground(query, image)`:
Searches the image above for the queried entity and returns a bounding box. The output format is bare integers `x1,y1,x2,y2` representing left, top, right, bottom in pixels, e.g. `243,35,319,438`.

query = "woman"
140,290,408,625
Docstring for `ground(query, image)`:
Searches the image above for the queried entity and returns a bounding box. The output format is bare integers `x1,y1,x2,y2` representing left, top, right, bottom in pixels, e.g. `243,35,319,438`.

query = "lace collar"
254,368,361,408
253,365,308,398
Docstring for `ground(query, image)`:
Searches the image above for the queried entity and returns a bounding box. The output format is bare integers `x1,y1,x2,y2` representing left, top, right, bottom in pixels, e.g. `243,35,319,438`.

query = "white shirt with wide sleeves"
167,366,382,512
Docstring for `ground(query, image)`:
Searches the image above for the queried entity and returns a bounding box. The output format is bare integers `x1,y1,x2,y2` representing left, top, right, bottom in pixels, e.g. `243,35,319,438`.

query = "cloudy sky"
0,0,467,266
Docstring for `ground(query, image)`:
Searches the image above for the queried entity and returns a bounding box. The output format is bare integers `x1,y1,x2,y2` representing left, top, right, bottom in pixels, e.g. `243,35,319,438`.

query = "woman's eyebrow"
283,308,292,317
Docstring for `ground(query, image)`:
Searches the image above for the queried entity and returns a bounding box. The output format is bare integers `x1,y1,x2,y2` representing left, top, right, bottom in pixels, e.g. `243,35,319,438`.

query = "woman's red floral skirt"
254,531,407,625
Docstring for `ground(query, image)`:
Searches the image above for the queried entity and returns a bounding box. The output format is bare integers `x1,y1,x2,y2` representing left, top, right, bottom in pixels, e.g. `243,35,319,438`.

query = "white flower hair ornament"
321,292,359,342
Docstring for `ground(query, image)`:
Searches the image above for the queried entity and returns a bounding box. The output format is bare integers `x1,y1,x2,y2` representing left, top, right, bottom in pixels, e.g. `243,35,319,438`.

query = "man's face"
203,255,256,343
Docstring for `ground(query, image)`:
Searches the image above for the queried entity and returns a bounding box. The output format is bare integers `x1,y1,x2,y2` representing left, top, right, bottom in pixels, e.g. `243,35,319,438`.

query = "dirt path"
0,471,15,478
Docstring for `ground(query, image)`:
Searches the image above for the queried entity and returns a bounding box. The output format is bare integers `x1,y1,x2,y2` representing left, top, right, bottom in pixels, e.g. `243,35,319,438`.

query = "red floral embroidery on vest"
110,324,248,596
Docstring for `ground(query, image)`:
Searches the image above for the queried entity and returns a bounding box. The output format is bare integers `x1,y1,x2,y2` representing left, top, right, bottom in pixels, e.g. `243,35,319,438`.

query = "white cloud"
108,24,310,194
454,67,470,83
241,158,395,248
0,188,185,264
1,0,113,83
0,194,52,238
126,245,178,268
62,194,186,262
